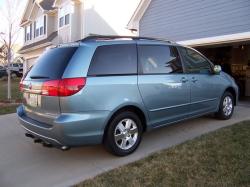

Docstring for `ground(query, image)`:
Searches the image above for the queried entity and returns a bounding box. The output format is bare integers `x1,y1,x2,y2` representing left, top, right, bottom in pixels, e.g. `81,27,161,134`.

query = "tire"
215,91,234,120
104,111,143,156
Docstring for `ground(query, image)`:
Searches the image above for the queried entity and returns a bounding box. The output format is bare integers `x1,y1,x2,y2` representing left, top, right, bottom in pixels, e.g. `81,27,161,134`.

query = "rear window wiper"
30,76,50,79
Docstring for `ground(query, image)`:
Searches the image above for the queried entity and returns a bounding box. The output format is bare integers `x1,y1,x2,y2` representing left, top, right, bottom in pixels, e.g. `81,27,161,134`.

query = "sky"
0,0,27,46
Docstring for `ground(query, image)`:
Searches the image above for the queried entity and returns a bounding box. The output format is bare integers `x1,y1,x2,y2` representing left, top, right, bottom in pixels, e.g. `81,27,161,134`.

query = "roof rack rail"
78,34,173,43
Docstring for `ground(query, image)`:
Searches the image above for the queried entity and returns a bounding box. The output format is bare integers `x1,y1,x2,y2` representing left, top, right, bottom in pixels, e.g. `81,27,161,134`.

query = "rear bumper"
17,105,110,147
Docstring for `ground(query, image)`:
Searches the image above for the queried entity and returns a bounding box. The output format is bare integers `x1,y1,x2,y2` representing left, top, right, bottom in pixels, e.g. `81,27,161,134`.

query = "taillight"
41,77,86,97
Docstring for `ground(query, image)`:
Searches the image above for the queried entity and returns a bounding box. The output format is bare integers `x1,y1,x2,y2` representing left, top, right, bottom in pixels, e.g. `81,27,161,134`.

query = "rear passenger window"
88,44,137,76
138,45,183,74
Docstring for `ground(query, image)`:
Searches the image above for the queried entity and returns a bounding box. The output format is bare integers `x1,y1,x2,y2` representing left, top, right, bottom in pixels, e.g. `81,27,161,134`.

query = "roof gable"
39,0,56,11
20,0,56,26
127,0,151,31
20,0,35,25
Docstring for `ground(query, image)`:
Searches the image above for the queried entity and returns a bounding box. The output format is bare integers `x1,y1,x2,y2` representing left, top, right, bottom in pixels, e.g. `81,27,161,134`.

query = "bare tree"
0,0,23,100
0,44,8,66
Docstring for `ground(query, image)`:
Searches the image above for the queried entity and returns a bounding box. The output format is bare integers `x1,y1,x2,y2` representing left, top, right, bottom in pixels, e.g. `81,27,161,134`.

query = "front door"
137,44,190,127
178,47,221,115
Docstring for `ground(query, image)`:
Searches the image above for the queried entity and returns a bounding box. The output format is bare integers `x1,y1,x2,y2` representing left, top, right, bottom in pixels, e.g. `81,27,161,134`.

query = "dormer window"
59,17,64,27
65,14,70,25
59,5,71,28
25,24,32,41
34,15,46,38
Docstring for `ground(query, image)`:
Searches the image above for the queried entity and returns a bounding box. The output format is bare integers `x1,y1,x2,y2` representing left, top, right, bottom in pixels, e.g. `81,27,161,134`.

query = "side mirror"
213,65,222,74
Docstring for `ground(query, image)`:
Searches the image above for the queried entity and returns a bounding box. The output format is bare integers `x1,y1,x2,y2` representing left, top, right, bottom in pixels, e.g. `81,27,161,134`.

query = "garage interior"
196,42,250,103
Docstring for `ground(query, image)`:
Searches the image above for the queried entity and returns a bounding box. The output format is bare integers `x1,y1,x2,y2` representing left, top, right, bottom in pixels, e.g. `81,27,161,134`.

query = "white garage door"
24,57,37,73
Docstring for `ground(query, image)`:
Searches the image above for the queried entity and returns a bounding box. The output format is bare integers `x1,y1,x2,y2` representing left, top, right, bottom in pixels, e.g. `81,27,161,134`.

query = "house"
128,0,250,97
19,0,58,73
19,0,140,73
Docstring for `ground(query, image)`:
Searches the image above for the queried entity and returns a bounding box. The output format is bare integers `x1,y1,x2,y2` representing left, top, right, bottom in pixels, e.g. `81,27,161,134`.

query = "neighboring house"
128,0,250,97
19,0,58,73
19,0,140,73
13,56,25,65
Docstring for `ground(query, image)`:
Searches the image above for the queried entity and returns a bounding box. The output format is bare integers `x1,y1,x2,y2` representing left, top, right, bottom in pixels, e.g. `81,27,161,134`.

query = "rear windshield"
26,47,78,80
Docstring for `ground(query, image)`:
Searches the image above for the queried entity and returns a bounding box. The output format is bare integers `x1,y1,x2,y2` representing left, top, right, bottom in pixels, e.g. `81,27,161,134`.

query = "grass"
76,121,250,187
0,78,22,102
0,105,19,115
0,78,22,115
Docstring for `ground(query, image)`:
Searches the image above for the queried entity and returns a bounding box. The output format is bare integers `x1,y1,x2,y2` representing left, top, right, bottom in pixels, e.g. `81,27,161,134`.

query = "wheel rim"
114,118,138,150
223,96,233,116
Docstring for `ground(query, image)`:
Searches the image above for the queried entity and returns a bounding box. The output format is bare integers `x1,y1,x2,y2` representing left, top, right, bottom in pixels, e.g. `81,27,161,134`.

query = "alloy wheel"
223,96,233,116
114,118,138,150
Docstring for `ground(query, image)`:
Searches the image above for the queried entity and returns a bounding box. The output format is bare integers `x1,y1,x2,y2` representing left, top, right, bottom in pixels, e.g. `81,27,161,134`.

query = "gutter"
18,42,52,54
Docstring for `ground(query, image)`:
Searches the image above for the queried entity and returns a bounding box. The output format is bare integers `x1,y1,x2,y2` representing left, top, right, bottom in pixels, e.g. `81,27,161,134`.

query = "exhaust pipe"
61,146,70,151
25,132,68,150
25,133,34,139
34,138,42,143
43,142,53,148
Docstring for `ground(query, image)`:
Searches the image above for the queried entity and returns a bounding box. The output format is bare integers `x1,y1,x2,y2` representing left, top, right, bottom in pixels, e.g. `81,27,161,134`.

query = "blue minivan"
17,35,238,156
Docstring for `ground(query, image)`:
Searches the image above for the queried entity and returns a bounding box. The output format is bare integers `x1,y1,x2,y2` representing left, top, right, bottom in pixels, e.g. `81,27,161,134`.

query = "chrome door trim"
150,98,217,112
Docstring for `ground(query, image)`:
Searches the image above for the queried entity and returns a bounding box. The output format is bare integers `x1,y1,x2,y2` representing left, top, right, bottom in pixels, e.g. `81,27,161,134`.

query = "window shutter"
30,23,32,40
24,26,27,42
34,21,36,38
44,15,46,35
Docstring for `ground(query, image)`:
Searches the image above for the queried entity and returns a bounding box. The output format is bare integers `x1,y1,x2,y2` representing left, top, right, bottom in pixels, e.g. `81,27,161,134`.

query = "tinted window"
26,47,78,80
179,47,212,74
138,45,182,74
59,17,64,27
40,27,44,35
65,14,70,25
88,44,137,76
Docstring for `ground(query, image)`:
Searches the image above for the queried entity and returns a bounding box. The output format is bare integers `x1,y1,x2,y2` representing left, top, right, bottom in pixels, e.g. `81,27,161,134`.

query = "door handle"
191,77,198,83
181,77,188,83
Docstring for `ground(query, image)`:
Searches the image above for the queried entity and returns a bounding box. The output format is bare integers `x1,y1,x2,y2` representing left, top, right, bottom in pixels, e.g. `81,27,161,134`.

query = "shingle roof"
39,0,56,11
19,31,57,53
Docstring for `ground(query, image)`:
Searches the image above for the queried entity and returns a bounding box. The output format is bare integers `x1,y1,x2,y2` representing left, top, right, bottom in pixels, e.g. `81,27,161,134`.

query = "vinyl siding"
139,0,250,41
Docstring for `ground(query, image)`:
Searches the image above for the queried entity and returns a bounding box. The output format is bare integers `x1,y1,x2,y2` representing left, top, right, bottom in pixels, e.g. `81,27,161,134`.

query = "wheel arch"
102,105,148,142
224,87,237,106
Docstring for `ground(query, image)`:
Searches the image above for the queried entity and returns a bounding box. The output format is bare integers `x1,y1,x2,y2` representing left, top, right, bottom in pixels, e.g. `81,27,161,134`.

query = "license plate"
26,93,38,107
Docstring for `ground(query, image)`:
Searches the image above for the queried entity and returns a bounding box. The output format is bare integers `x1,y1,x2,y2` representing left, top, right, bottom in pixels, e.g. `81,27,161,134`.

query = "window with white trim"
26,24,31,41
65,14,70,25
59,5,71,28
59,17,64,27
35,16,45,37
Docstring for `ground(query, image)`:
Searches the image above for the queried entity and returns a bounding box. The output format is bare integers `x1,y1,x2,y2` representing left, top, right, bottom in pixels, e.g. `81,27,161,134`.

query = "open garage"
196,42,250,99
128,0,250,101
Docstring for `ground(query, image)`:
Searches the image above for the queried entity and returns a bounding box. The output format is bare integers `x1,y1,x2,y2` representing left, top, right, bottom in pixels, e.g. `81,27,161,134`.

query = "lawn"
0,105,19,115
76,121,250,187
0,78,22,115
0,78,22,102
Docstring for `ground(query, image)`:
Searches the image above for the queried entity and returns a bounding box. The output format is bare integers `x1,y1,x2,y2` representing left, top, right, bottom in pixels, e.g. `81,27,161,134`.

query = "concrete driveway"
1,105,250,187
